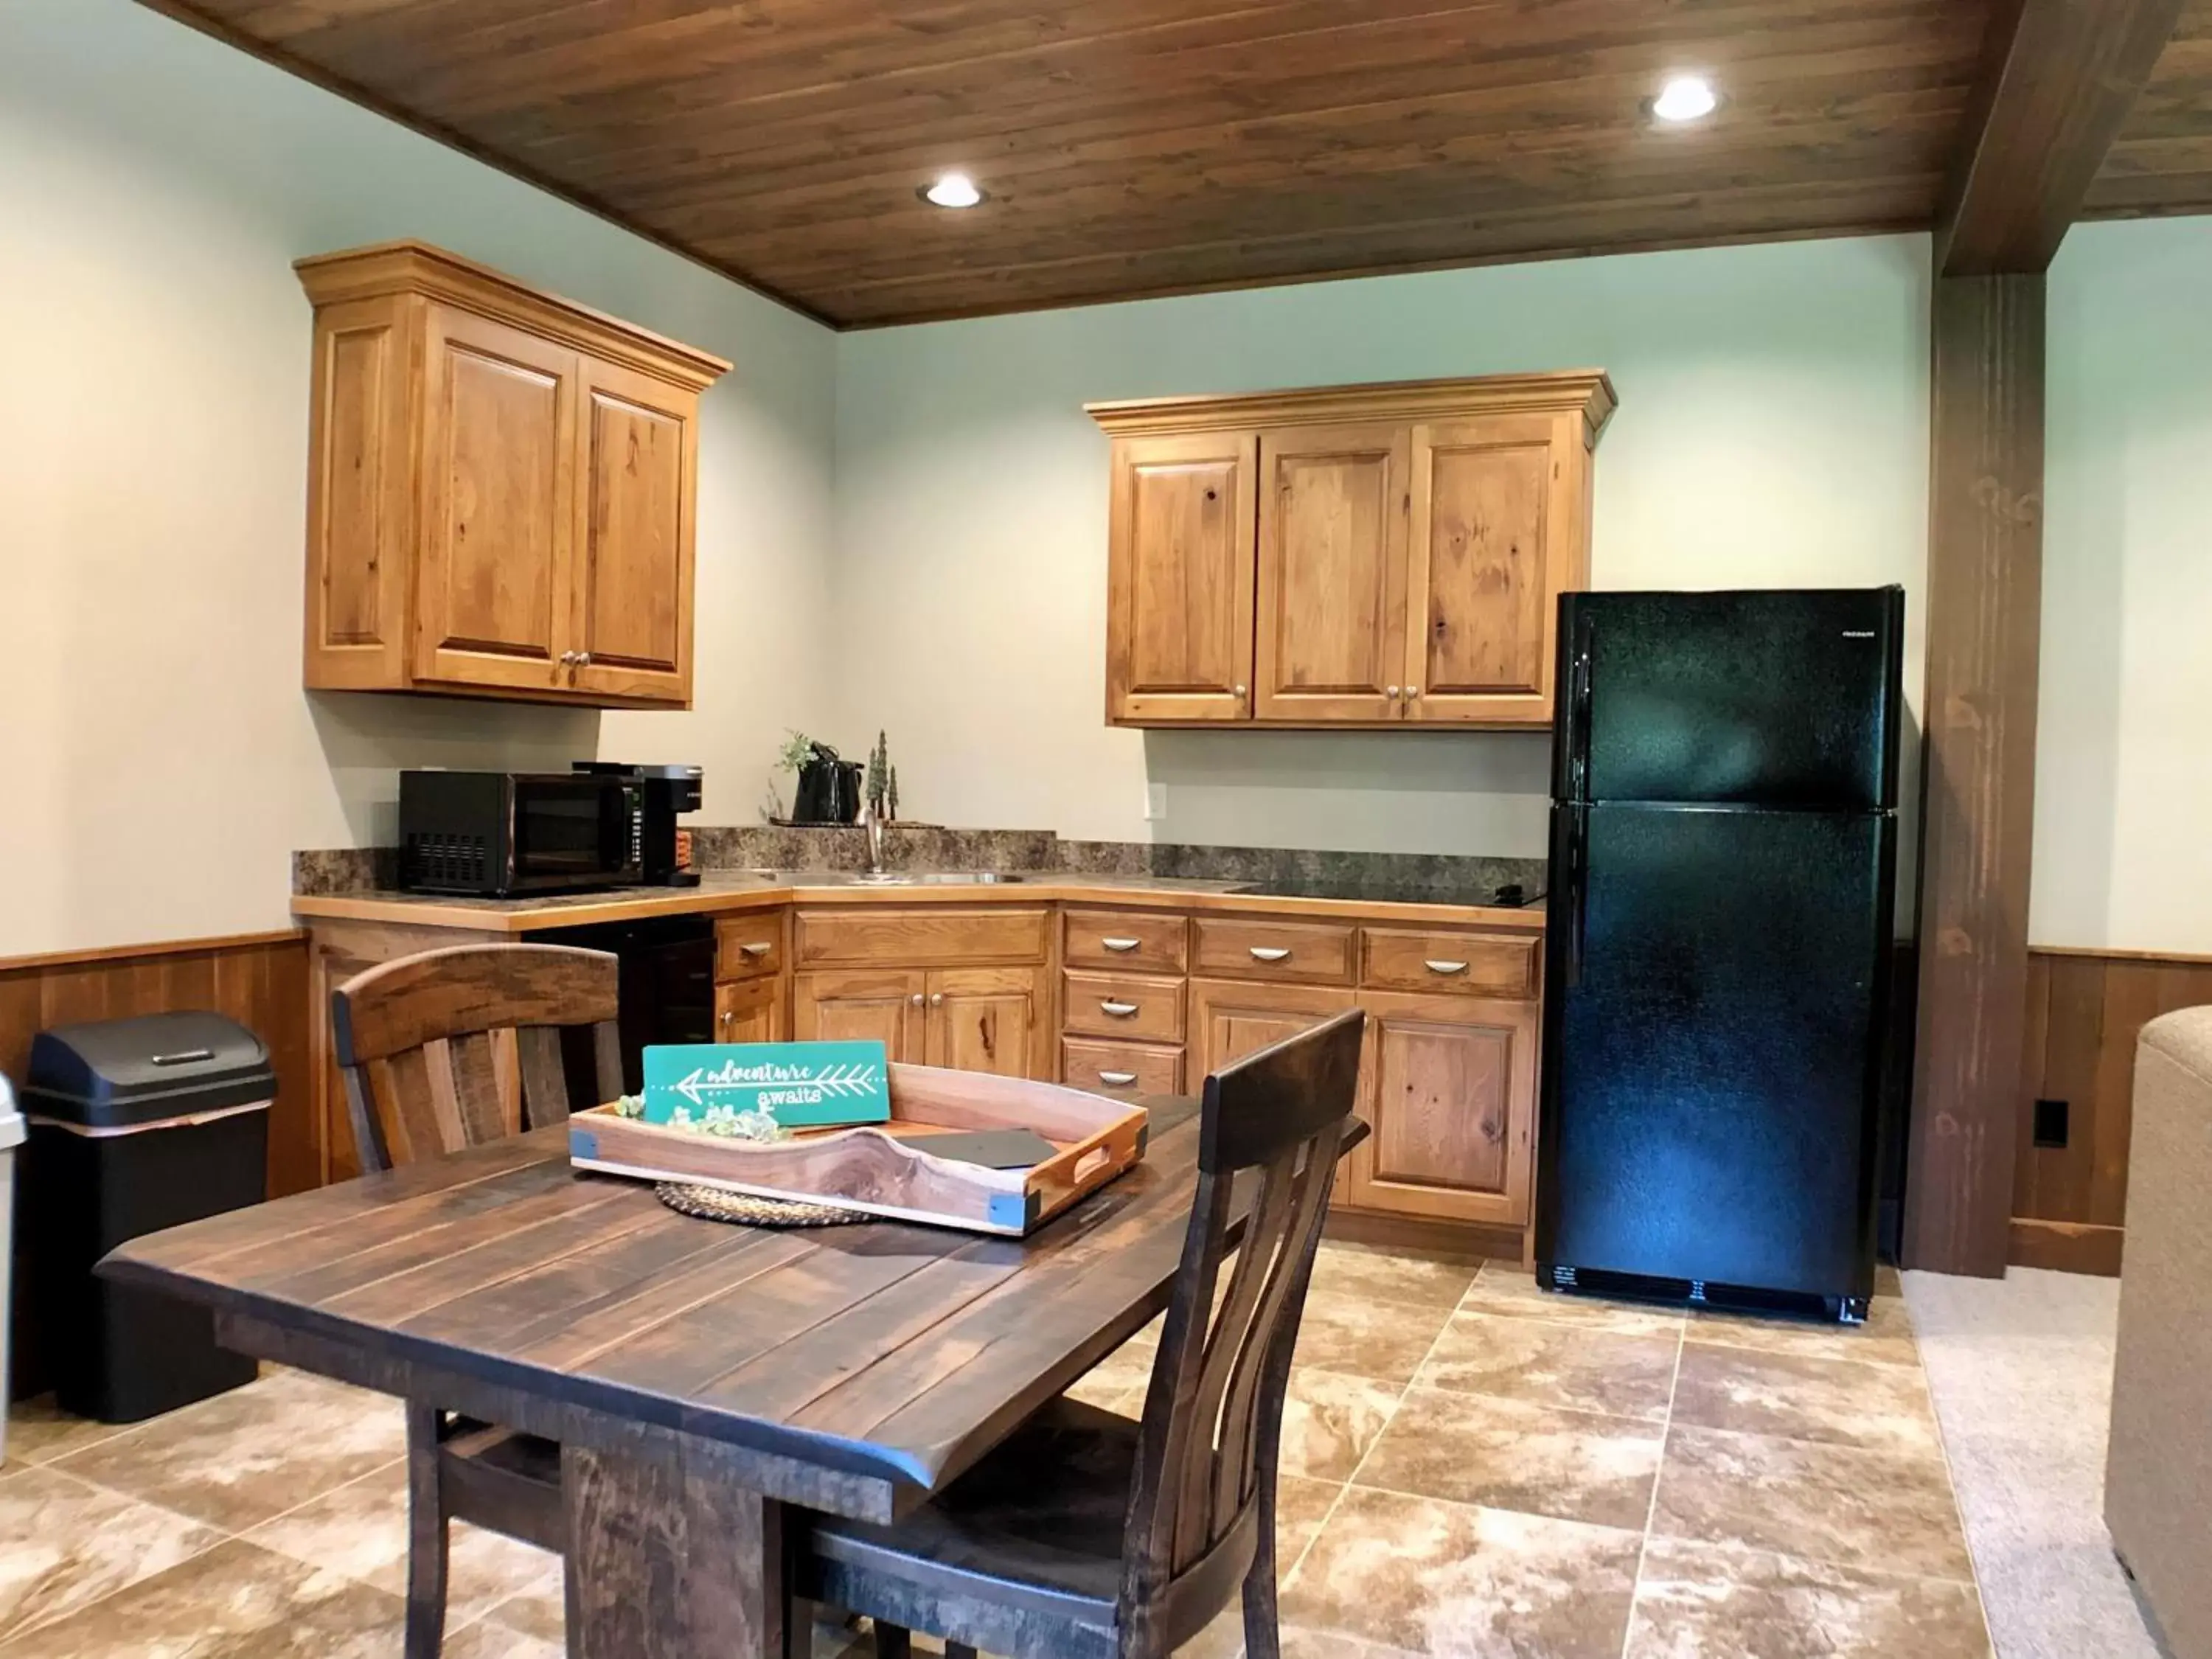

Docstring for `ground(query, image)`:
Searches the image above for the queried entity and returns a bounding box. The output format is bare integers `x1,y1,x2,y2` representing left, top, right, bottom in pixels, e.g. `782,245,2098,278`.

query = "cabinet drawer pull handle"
1098,1070,1138,1087
1425,959,1470,975
1101,936,1141,953
1248,946,1292,962
740,942,773,958
1100,1000,1140,1018
719,1011,732,1031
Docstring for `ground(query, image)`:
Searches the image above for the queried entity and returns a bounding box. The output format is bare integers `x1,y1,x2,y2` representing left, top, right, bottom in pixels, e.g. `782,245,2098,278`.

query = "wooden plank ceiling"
149,0,2208,327
2096,0,2212,212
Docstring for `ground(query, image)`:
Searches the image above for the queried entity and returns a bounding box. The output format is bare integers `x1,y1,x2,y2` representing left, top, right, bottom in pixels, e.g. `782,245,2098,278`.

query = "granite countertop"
291,868,1545,934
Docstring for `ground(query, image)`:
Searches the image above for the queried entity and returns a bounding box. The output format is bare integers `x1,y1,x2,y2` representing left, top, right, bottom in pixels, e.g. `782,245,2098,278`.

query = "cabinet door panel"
572,360,694,705
1405,415,1573,726
1255,423,1408,722
714,977,786,1045
928,966,1043,1079
1347,991,1537,1225
1107,432,1257,723
1189,977,1357,1080
417,306,575,692
791,969,925,1062
304,300,412,689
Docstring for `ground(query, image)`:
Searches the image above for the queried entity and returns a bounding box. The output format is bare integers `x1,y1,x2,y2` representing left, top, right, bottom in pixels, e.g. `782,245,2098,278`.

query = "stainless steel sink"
851,871,1026,885
740,869,1027,886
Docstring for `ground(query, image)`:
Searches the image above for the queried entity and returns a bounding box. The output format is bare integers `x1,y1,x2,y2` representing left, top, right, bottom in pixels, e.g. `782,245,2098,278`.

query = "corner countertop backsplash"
294,827,1545,908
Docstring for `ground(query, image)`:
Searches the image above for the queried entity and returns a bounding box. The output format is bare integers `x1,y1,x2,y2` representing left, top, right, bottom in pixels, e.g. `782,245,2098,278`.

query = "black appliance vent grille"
404,832,487,889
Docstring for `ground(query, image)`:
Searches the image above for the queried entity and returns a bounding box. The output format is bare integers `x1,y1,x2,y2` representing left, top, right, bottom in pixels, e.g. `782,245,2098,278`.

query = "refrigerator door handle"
1566,611,1596,802
1563,803,1590,990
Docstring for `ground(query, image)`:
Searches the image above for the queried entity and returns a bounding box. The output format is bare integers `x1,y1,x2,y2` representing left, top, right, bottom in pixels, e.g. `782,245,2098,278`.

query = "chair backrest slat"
333,943,620,1172
1169,1161,1293,1571
1212,1135,1336,1525
1117,1008,1365,1652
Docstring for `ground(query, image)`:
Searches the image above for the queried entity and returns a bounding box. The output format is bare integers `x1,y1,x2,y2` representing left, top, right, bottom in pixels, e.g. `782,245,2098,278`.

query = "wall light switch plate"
1144,782,1167,821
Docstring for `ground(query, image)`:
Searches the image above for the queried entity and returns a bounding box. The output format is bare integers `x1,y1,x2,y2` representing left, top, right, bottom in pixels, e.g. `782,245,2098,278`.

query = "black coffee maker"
574,762,702,886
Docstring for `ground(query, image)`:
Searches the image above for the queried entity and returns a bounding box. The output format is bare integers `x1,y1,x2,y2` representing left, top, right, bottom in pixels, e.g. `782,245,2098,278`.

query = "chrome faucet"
858,798,888,877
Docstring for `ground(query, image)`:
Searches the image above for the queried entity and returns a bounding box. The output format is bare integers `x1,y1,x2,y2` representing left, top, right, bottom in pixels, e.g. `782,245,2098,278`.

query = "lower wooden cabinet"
927,966,1043,1079
1346,991,1538,1227
713,976,787,1046
1061,1037,1183,1100
1190,975,1538,1228
792,967,928,1059
793,964,1043,1078
1189,977,1358,1074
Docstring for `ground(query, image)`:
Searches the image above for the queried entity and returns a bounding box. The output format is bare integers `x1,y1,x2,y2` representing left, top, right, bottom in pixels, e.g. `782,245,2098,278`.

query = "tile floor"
1,1247,1991,1658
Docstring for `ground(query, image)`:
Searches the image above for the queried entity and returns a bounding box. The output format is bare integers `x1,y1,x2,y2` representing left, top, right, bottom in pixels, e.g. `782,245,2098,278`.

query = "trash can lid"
24,1010,274,1131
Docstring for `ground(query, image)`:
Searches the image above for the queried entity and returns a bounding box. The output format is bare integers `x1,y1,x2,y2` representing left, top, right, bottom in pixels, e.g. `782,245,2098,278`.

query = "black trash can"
21,1010,273,1422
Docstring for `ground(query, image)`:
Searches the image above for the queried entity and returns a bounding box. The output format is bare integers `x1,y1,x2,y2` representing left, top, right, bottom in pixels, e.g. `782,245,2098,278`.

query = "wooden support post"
1905,271,2045,1276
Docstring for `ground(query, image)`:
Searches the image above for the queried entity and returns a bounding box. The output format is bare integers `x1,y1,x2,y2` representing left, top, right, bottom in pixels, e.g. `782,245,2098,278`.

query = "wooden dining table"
101,1097,1263,1659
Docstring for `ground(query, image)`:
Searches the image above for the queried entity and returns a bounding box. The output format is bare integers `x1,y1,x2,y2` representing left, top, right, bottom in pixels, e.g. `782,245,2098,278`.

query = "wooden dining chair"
796,1007,1368,1659
330,942,622,1659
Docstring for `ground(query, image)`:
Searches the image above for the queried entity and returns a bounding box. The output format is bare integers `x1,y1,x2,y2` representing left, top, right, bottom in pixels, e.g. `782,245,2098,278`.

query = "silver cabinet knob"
1101,936,1141,953
1425,959,1470,975
718,1010,733,1030
1098,1071,1138,1088
1406,686,1421,698
1248,946,1291,962
576,651,592,666
910,992,925,1006
1099,999,1139,1018
930,992,945,1007
1387,685,1401,699
1234,684,1248,698
558,650,577,666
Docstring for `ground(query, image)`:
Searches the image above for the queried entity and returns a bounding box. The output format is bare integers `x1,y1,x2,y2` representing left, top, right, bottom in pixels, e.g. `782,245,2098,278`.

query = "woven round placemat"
655,1182,866,1228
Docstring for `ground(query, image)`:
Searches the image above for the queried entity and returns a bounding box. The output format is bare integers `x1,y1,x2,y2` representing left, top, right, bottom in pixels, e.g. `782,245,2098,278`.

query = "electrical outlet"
2033,1099,2069,1150
1144,782,1167,821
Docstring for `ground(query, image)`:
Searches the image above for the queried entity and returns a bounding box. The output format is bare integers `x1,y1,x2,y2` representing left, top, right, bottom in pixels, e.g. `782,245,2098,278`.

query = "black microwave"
398,771,641,897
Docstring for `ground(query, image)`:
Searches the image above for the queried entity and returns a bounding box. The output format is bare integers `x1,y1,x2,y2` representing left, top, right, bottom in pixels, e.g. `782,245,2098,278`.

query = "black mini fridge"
1537,587,1905,1322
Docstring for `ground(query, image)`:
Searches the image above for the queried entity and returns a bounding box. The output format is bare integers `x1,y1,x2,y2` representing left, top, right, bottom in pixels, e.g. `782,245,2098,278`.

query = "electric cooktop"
1234,876,1543,909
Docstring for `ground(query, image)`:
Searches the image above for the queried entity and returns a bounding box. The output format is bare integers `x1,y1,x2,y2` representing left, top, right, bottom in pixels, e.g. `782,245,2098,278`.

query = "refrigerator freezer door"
1554,588,1903,810
1538,801,1891,1300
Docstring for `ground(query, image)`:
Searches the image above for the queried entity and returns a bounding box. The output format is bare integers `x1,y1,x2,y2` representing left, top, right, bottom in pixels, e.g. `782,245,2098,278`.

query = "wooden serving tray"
567,1063,1150,1236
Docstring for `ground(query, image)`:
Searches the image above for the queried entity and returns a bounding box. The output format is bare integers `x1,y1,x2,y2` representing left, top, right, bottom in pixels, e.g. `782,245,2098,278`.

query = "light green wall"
832,236,1933,859
2042,217,2212,953
0,0,838,955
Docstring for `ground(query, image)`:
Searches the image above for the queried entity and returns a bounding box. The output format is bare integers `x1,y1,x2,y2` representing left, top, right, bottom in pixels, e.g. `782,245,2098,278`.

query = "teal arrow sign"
640,1040,891,1130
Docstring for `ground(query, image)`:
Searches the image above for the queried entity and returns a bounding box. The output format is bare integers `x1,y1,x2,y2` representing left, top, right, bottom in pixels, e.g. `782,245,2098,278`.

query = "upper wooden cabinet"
1103,430,1257,723
1091,373,1614,728
296,241,728,708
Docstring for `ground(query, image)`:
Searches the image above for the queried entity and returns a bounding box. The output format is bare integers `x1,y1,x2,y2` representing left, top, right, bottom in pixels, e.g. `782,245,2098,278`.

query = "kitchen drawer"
1062,970,1186,1043
714,912,787,981
793,905,1049,968
1062,907,1189,974
1191,916,1356,985
1062,1037,1183,1100
1360,928,1539,998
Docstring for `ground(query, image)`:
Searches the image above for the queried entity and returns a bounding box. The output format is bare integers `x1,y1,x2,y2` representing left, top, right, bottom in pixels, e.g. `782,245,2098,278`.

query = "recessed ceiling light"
1652,75,1719,123
921,172,986,209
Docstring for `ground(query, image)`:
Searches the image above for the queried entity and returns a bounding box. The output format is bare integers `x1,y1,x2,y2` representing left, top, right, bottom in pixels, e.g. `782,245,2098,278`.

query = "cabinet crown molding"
1086,370,1618,442
295,240,731,392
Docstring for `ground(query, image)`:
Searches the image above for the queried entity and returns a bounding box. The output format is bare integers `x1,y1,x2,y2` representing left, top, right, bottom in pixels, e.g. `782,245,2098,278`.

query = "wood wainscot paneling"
0,929,312,1399
2011,945,2212,1276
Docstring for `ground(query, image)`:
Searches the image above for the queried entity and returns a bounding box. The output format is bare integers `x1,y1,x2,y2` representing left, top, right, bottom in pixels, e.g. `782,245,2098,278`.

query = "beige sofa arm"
2106,1007,2212,1659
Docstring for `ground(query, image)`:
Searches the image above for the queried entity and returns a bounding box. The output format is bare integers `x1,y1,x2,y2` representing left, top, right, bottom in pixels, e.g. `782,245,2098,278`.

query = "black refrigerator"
1537,586,1905,1322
